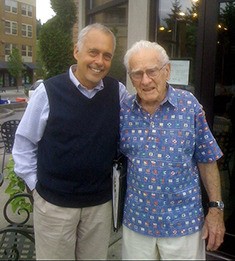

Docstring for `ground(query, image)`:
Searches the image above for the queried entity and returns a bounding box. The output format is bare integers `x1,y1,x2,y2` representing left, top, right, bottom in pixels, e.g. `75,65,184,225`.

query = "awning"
23,62,37,70
0,61,8,69
0,62,37,70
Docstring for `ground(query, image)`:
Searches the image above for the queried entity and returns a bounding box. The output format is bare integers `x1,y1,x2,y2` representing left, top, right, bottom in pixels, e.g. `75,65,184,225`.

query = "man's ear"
165,63,171,81
73,44,79,60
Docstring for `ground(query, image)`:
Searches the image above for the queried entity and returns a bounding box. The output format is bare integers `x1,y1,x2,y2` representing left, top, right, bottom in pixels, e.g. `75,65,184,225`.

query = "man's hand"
202,208,225,251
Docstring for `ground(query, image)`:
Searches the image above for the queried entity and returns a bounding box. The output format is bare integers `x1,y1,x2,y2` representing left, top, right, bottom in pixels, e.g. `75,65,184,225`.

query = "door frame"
195,0,218,128
195,0,235,128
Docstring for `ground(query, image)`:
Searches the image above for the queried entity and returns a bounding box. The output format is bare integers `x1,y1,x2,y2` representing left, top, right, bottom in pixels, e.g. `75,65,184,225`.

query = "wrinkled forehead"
129,48,162,70
82,29,115,51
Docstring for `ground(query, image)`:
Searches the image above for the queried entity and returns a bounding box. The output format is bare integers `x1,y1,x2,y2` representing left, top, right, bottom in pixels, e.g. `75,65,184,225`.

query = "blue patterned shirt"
120,85,223,238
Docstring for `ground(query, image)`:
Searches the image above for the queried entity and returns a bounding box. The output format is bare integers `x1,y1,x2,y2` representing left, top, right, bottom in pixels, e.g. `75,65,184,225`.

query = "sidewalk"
0,86,122,260
0,86,27,122
0,86,27,102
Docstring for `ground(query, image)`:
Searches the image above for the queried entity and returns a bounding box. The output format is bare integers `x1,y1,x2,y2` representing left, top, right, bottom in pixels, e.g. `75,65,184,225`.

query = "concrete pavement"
0,86,122,260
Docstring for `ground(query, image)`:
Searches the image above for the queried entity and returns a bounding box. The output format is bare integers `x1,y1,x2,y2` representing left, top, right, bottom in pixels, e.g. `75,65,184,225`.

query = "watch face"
218,201,225,209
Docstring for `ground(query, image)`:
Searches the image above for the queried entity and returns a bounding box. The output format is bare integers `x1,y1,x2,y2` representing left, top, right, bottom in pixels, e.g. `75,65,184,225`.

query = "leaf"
4,156,33,213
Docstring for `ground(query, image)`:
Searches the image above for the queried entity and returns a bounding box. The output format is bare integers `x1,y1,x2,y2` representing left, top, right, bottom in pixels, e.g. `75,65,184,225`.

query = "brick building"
0,0,37,88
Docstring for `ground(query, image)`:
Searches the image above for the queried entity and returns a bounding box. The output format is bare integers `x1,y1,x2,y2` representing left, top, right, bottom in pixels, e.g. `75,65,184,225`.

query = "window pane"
4,5,11,12
28,46,32,56
22,24,26,36
28,6,33,17
21,4,26,15
5,43,11,55
157,0,199,94
22,45,26,56
5,21,11,34
87,1,128,83
28,25,32,37
12,22,17,35
12,6,17,13
88,0,113,9
5,0,17,13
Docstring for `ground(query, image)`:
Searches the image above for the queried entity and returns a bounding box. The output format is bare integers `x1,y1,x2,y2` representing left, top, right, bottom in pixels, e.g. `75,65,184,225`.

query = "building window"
4,43,16,55
5,44,11,56
21,4,33,17
22,45,32,57
88,0,114,9
4,0,17,13
22,24,33,38
86,0,128,84
22,45,26,56
5,20,18,35
28,46,32,57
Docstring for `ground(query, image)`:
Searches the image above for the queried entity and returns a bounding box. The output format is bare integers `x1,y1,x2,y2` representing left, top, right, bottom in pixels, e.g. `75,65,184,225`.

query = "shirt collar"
166,84,178,108
69,65,104,91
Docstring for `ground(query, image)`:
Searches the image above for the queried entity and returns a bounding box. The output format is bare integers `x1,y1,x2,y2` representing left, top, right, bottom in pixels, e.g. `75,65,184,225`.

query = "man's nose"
141,72,152,83
95,53,104,64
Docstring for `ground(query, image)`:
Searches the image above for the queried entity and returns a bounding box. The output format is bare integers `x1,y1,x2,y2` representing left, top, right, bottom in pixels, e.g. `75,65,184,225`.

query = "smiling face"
129,48,171,113
73,28,114,89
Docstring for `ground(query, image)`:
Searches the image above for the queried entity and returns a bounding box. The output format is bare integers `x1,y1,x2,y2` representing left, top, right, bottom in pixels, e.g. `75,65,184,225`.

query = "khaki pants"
122,225,206,260
33,190,112,260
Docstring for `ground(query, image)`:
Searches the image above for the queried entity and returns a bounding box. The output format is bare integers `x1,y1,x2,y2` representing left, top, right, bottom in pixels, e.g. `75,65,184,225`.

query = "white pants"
33,190,112,260
122,225,206,260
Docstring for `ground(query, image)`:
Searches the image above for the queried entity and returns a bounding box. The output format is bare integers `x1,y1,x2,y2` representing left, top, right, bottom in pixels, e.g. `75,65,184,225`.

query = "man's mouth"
90,67,103,74
142,87,155,92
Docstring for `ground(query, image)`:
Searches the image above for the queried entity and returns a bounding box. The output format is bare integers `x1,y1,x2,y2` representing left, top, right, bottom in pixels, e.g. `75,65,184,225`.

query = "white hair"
77,23,116,52
124,40,169,71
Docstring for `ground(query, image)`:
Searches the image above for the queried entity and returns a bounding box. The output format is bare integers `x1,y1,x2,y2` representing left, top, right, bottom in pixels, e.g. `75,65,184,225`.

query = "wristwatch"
208,201,224,211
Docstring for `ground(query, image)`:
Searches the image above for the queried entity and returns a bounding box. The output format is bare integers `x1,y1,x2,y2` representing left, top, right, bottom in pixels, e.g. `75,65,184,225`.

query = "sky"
36,0,55,24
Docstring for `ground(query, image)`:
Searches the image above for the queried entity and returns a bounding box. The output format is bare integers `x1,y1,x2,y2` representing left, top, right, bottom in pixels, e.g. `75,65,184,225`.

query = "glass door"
212,1,235,257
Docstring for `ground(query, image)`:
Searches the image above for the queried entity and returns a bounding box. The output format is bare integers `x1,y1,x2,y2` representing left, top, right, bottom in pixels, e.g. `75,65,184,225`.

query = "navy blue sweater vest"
36,72,120,207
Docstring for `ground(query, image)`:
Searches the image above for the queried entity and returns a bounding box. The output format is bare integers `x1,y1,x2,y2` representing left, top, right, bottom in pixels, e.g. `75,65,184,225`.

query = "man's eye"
134,71,143,77
89,50,98,57
147,69,157,75
104,54,112,61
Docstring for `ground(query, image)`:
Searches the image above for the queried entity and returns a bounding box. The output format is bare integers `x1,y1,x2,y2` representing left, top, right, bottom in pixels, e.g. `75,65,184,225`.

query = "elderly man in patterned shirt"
120,40,225,260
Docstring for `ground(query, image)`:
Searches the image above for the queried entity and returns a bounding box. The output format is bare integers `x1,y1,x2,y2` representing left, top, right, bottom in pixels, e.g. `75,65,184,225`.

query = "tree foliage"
50,0,77,27
164,0,182,29
4,157,33,214
108,26,126,84
36,19,42,39
39,0,77,79
7,47,23,85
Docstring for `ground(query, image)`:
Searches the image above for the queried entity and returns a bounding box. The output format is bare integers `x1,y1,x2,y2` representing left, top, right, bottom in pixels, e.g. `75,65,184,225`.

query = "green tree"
50,0,77,27
39,0,77,78
108,26,126,84
157,0,183,57
164,0,183,30
8,47,23,87
36,19,42,39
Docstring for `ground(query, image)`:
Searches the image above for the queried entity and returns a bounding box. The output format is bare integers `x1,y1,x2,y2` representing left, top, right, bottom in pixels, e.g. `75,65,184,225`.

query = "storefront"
79,0,235,258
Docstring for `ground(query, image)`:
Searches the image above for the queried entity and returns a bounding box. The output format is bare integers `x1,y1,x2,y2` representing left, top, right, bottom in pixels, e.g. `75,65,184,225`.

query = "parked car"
25,79,43,99
28,79,43,99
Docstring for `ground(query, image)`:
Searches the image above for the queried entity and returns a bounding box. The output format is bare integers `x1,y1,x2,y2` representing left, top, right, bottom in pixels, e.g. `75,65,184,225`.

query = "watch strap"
208,201,224,210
